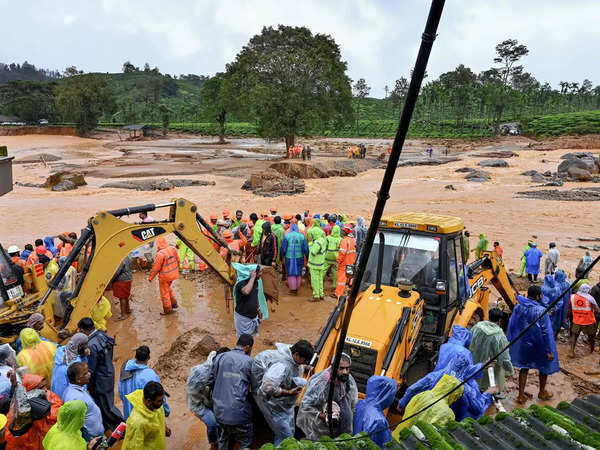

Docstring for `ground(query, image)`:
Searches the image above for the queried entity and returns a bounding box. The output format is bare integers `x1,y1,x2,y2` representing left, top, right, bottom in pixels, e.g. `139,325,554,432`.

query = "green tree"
122,61,138,73
0,80,59,123
352,78,370,134
201,73,229,143
223,25,353,151
492,39,529,123
158,103,171,135
55,74,116,135
389,77,409,116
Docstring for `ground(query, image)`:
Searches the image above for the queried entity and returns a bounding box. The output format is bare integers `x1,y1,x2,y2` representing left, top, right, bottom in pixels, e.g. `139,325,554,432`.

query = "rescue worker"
568,284,598,357
220,229,248,262
519,240,533,277
222,210,232,229
434,325,473,371
148,237,180,315
335,225,356,299
209,214,219,234
111,255,133,320
15,312,52,353
544,242,560,275
232,210,244,229
251,341,314,445
353,376,397,447
324,225,342,293
57,232,77,260
306,146,311,160
354,217,367,259
26,239,53,265
211,334,254,450
7,245,25,269
508,285,558,403
122,381,170,450
542,274,562,335
176,238,195,272
186,347,230,449
280,223,309,293
296,353,358,440
524,243,543,282
55,256,78,319
306,218,325,248
118,346,170,420
554,270,571,336
271,216,285,265
296,214,306,234
577,251,593,273
473,233,488,259
250,213,265,249
78,317,124,432
44,236,59,258
308,233,327,301
493,241,503,258
470,308,513,392
392,374,463,437
16,328,57,386
90,296,112,332
42,400,102,450
20,243,34,263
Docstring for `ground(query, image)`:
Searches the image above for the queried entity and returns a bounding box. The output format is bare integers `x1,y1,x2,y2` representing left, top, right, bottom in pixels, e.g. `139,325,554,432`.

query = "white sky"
2,0,598,97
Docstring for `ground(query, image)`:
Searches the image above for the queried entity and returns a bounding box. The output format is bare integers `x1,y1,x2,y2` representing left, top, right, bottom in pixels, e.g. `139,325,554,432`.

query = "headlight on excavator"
435,280,447,296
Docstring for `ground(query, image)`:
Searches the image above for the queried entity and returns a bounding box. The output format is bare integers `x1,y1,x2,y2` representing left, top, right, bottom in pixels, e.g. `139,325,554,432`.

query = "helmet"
222,210,230,218
210,214,218,220
222,230,233,240
342,224,353,234
7,245,20,254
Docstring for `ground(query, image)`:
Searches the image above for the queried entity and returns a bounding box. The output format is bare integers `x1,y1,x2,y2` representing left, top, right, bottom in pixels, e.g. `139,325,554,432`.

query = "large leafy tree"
492,39,529,123
0,80,59,123
224,25,353,150
352,78,370,134
55,74,116,135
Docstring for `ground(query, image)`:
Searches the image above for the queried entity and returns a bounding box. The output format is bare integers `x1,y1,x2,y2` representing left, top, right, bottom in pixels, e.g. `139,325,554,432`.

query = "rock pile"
242,169,305,197
478,158,509,168
101,179,214,191
44,171,87,191
557,152,600,181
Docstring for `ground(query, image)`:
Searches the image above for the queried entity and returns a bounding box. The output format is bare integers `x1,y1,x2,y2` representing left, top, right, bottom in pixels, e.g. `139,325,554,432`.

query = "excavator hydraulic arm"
39,198,237,342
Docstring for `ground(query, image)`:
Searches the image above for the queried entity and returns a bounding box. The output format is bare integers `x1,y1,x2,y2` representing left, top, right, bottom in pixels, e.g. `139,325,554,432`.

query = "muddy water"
2,134,600,447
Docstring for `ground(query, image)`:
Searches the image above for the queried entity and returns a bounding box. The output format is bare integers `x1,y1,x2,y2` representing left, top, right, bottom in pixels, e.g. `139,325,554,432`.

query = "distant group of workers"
347,143,367,159
287,145,311,160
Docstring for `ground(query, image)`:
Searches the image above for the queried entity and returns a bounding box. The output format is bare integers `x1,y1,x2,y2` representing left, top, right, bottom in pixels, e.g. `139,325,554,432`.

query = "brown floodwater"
1,133,600,448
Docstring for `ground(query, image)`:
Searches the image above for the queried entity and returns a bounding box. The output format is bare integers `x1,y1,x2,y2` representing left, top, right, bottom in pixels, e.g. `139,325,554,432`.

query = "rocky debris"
153,327,205,380
473,150,518,158
566,166,593,181
189,334,220,356
268,159,377,179
520,169,564,184
516,187,600,201
100,178,213,191
465,170,490,182
578,237,600,242
455,167,475,173
397,156,461,167
521,170,539,176
14,182,44,188
51,180,77,191
14,153,62,164
242,169,305,197
269,161,328,179
44,171,87,188
543,180,564,187
445,184,456,190
478,158,509,168
557,152,600,181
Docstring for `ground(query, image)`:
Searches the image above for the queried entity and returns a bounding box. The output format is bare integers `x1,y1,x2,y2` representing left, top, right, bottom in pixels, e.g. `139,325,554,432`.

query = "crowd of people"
286,145,312,160
346,144,367,159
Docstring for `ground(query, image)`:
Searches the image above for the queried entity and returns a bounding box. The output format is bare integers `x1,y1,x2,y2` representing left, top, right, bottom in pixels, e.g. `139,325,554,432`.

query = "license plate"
6,285,24,300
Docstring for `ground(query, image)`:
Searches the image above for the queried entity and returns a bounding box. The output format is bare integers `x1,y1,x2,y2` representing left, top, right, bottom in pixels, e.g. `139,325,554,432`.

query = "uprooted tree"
223,25,353,152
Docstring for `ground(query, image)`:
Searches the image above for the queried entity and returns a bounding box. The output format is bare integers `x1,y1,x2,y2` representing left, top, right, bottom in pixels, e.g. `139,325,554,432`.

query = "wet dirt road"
1,133,600,448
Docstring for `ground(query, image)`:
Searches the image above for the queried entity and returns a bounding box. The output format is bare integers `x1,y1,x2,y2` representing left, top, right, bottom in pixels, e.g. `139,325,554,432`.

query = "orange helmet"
223,230,233,241
210,214,218,221
270,207,277,214
222,209,230,218
261,211,269,218
342,224,353,234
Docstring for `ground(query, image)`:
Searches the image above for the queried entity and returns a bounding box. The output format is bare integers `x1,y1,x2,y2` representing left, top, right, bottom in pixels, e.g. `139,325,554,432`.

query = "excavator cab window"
0,244,23,305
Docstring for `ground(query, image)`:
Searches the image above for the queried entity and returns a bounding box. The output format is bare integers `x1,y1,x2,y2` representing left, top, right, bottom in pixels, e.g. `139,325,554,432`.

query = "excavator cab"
0,244,24,306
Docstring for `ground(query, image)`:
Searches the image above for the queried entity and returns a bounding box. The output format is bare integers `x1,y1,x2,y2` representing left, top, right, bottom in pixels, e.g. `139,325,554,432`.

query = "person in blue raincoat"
353,376,397,447
542,275,562,336
44,236,59,257
118,345,170,420
51,333,89,400
280,223,309,294
397,353,495,421
524,243,543,282
507,285,558,404
554,270,571,336
434,325,473,372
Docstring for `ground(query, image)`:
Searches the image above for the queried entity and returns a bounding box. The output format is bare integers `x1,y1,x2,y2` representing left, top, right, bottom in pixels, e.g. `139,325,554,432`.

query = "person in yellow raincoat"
42,399,98,450
122,381,168,450
90,296,112,331
392,374,463,438
16,328,57,385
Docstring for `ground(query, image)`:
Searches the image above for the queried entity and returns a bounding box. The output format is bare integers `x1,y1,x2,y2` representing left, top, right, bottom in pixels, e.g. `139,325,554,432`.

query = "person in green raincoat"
308,235,327,301
519,241,533,276
175,239,195,271
42,400,95,450
306,218,325,248
271,216,285,265
251,213,265,248
325,225,342,292
392,374,463,437
473,233,489,259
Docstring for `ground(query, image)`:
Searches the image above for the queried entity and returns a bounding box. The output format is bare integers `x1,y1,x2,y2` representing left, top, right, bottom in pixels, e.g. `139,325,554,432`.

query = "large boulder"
44,171,86,188
397,157,461,167
52,180,77,191
478,159,509,168
269,161,328,179
465,170,490,182
243,168,305,197
473,150,518,158
558,152,599,174
567,166,592,181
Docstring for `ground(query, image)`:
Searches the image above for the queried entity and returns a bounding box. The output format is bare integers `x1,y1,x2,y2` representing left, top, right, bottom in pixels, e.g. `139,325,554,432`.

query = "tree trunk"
285,135,295,154
219,120,225,143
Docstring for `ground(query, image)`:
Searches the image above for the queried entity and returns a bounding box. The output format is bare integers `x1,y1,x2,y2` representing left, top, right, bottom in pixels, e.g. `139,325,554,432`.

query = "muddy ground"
1,132,600,448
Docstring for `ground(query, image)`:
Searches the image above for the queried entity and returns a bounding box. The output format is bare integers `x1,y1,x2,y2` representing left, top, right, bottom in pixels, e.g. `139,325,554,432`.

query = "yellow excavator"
0,198,238,343
306,213,517,418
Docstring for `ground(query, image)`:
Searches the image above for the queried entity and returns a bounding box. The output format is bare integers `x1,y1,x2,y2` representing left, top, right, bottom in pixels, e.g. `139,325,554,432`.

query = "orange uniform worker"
7,245,26,270
220,229,248,262
148,238,180,315
26,239,53,266
335,224,357,298
493,242,503,258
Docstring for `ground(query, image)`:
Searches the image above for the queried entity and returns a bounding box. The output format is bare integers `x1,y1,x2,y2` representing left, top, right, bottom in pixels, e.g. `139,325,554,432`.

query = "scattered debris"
455,167,475,173
44,171,86,189
445,184,456,190
578,237,600,242
478,158,509,168
465,169,490,182
100,179,214,191
51,180,77,192
397,156,461,167
516,187,600,201
472,150,518,158
242,169,305,197
14,153,62,164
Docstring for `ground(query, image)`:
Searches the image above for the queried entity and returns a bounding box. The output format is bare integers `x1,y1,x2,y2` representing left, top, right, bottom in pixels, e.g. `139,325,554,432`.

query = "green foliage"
55,74,116,135
415,421,453,450
224,25,353,149
398,426,413,440
0,80,59,122
522,110,600,137
530,404,600,448
259,433,382,450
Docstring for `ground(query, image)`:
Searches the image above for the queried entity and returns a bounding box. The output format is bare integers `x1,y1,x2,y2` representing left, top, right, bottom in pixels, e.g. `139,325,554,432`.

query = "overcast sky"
2,0,598,97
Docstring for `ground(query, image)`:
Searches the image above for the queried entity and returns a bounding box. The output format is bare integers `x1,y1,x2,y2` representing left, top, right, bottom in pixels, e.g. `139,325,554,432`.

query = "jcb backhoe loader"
0,198,239,343
308,212,517,418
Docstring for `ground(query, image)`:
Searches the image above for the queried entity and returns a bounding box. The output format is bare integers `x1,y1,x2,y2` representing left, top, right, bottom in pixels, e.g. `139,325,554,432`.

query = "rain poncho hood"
356,217,366,228
525,245,543,275
353,376,397,447
119,359,169,420
330,224,341,239
20,328,41,349
470,321,513,391
507,295,559,375
44,237,59,257
232,262,269,320
122,389,166,450
186,351,217,417
434,325,473,372
542,275,559,306
64,333,87,364
576,284,597,306
393,374,463,437
26,312,45,329
42,400,87,450
155,237,168,251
